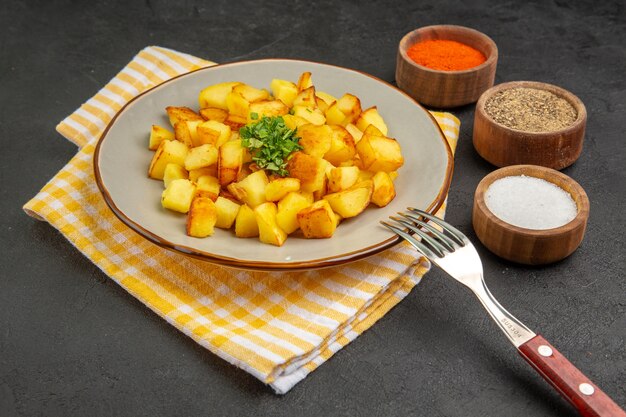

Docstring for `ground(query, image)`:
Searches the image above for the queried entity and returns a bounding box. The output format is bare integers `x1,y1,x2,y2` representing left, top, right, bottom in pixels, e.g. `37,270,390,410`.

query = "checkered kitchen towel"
23,46,460,393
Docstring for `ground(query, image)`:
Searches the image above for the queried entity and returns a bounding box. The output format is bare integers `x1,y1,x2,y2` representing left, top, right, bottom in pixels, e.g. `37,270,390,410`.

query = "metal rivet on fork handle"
538,345,553,357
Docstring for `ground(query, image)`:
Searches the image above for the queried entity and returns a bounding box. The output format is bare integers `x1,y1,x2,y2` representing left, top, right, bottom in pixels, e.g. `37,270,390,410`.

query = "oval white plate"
94,59,453,270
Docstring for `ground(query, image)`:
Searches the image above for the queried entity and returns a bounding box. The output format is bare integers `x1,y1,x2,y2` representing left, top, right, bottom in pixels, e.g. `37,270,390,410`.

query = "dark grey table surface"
2,1,625,416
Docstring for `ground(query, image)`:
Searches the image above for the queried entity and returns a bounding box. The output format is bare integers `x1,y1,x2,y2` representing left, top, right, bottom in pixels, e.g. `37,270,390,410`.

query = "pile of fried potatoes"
147,72,404,246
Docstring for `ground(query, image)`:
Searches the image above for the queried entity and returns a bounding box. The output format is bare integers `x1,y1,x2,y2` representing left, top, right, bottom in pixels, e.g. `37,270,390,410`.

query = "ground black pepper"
485,87,577,132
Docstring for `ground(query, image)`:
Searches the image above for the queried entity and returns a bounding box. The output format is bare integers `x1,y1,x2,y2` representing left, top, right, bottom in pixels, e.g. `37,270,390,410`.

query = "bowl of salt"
472,165,589,265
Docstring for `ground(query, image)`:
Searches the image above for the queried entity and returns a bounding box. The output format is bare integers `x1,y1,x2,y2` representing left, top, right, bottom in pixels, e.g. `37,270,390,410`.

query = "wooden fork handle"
518,335,625,417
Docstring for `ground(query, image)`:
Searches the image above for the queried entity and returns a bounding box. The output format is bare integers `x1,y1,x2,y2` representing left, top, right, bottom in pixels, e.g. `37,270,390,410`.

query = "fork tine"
407,208,467,246
389,216,448,257
398,212,457,252
381,221,440,259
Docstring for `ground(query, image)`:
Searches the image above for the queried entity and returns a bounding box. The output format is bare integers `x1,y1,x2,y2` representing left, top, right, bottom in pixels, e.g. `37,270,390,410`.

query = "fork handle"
518,335,626,417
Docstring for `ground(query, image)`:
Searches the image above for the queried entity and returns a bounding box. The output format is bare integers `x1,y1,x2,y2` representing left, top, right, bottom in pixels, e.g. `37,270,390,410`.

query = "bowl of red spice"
396,25,498,108
473,81,587,170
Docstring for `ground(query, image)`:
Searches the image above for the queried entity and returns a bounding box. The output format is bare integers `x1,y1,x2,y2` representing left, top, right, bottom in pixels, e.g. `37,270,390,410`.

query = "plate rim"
93,58,454,271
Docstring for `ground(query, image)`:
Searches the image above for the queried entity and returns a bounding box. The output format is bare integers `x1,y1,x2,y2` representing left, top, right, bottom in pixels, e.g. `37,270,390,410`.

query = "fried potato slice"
199,107,228,123
161,179,196,213
355,106,388,136
327,166,359,193
265,177,301,202
356,134,404,172
186,197,217,237
271,79,299,107
235,204,259,238
297,124,332,158
218,140,244,186
324,125,356,166
323,180,373,218
194,175,220,201
255,202,287,246
149,125,175,150
297,199,337,239
199,82,242,110
166,106,204,126
371,171,396,207
148,140,188,180
184,144,218,171
296,71,313,92
227,169,269,208
276,191,314,234
163,163,189,188
286,152,328,193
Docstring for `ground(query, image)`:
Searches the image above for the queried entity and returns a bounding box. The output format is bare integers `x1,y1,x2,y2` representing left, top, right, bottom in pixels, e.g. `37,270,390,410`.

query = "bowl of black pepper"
473,81,587,170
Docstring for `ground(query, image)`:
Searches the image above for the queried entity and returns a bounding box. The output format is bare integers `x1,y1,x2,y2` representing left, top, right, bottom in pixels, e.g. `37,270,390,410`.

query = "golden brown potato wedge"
324,102,346,126
345,123,364,143
296,71,313,92
270,79,299,107
223,114,247,131
297,199,337,238
286,152,328,193
163,163,189,188
248,100,289,122
356,168,375,182
293,86,317,109
255,202,287,246
324,125,356,165
276,191,314,234
227,169,269,208
198,82,242,110
148,140,189,180
196,120,231,147
194,175,220,201
184,144,219,171
336,94,362,125
323,180,373,218
371,171,396,207
161,179,196,213
265,177,301,202
232,84,270,103
166,106,204,126
186,197,218,237
226,90,250,120
363,124,384,137
282,114,310,130
356,134,404,172
173,121,194,148
218,140,244,186
297,124,332,158
235,204,259,238
355,106,388,136
315,91,337,107
199,107,228,123
292,106,326,125
327,166,359,193
149,125,175,150
188,165,217,182
214,196,241,229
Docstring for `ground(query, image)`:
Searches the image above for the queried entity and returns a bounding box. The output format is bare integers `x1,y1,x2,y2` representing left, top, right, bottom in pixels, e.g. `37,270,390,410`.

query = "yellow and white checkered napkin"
23,46,460,393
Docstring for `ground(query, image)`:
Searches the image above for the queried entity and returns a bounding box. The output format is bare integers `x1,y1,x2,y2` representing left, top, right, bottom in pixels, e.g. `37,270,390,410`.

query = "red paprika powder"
407,39,486,71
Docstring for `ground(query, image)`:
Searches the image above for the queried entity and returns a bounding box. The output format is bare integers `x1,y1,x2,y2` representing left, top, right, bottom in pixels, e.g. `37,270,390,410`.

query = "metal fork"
383,208,625,417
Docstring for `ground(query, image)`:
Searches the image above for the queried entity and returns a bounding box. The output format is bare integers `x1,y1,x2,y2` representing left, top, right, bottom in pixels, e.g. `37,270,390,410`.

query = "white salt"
485,175,578,230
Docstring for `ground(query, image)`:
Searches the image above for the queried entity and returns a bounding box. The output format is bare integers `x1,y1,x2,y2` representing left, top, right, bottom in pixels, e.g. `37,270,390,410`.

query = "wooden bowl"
472,165,589,265
473,81,587,170
396,25,498,108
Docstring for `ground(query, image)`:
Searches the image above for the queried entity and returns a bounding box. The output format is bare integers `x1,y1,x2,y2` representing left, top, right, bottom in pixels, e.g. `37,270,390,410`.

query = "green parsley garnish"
239,115,302,177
